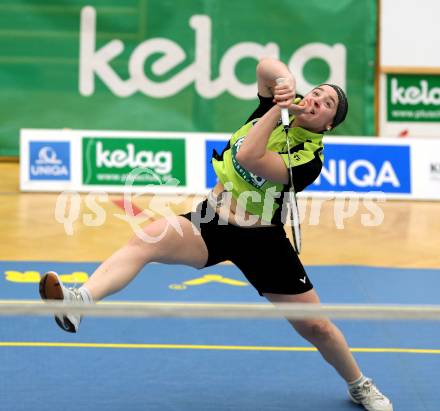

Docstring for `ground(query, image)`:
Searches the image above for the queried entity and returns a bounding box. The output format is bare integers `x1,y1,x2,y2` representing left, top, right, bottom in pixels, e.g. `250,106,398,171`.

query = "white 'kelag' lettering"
96,142,172,174
391,78,440,106
79,6,346,99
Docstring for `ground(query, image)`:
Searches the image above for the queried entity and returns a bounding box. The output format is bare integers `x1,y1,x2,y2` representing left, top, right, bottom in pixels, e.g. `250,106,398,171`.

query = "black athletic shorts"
180,199,313,296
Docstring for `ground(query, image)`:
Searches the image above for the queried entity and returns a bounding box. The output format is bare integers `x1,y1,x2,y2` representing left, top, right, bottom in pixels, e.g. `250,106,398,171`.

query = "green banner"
387,74,440,122
82,137,186,186
0,0,376,156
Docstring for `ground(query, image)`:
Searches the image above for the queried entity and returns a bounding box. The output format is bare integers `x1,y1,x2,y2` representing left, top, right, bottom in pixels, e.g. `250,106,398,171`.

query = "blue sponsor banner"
29,141,71,180
306,144,411,193
205,140,228,188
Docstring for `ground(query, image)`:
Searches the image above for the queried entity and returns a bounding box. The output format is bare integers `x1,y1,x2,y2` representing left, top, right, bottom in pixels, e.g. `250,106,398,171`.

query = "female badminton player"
40,57,392,411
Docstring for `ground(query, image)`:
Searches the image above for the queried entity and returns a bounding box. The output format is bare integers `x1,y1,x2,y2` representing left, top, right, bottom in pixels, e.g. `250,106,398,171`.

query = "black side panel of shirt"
271,148,323,225
245,94,276,124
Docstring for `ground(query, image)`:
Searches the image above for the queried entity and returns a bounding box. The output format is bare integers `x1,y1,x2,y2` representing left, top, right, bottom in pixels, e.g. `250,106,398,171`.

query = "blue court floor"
1,261,440,411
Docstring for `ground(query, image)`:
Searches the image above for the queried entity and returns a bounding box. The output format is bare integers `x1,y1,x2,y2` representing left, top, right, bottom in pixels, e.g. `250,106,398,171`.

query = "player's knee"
128,220,169,247
295,319,334,342
126,224,166,256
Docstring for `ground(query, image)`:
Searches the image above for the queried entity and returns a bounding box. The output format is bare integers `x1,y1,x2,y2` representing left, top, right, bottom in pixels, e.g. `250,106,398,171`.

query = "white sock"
348,374,368,388
78,286,94,304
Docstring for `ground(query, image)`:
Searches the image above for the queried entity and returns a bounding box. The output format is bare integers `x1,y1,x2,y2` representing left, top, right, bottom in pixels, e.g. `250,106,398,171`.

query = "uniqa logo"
31,146,68,176
391,78,440,106
79,6,346,99
314,160,400,188
36,146,62,165
95,142,172,175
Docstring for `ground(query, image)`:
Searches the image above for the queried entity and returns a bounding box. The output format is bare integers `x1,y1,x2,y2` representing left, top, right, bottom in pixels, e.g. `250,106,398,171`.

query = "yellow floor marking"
0,342,439,354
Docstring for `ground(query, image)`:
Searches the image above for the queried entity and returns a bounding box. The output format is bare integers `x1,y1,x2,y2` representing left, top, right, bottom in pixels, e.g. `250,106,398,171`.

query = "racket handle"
275,77,290,128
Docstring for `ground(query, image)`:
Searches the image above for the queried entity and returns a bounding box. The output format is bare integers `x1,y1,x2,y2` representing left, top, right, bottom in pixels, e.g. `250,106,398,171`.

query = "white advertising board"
20,129,440,200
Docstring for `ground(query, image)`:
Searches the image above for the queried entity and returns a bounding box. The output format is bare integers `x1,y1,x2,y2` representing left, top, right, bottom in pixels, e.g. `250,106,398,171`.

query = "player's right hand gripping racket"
276,77,301,254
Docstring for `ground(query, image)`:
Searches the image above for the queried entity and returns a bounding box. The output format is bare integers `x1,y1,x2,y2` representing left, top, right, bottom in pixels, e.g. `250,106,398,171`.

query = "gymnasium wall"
379,0,440,137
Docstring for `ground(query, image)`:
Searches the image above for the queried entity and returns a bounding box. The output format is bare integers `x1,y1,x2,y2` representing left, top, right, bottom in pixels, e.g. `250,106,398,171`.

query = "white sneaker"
348,378,393,411
39,271,82,333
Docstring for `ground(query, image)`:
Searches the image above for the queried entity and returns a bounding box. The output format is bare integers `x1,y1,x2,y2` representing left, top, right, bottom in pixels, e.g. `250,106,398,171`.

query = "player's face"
295,85,339,133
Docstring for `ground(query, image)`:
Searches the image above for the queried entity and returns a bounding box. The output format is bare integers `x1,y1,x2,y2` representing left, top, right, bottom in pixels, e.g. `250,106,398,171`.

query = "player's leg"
39,215,208,332
232,225,392,411
82,215,208,301
264,289,361,381
264,290,393,411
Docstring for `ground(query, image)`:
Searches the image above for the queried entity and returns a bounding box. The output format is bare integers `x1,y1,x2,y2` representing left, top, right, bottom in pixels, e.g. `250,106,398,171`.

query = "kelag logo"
82,137,186,186
387,74,440,122
80,7,346,99
29,141,70,180
307,144,411,193
206,140,228,188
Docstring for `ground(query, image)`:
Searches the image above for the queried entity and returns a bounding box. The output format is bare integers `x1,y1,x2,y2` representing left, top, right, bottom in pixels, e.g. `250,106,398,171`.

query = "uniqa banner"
0,0,376,156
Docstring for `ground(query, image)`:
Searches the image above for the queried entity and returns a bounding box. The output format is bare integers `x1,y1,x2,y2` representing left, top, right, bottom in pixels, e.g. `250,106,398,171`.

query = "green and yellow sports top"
212,118,324,225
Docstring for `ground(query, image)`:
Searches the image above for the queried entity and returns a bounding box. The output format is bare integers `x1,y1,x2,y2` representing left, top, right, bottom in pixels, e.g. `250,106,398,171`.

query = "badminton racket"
275,77,301,254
